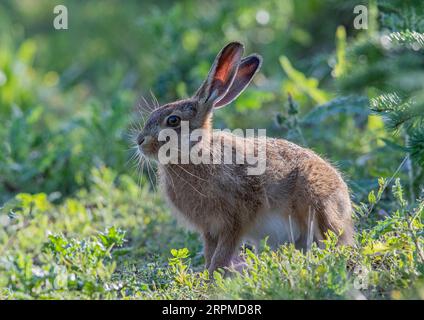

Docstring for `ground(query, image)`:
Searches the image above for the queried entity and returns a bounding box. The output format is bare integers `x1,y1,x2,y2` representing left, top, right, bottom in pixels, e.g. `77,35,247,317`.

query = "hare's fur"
159,132,353,271
137,42,354,274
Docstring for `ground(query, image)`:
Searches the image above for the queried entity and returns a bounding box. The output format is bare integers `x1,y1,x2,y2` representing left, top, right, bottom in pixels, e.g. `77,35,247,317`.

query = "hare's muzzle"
136,134,145,146
137,134,157,157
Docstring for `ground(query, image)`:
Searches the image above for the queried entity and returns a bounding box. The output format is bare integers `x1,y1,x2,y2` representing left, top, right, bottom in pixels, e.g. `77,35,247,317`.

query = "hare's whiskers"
140,95,155,113
288,215,295,245
174,164,208,182
307,207,315,250
165,165,176,195
149,90,160,109
136,155,146,189
125,147,139,167
166,164,206,197
145,158,157,192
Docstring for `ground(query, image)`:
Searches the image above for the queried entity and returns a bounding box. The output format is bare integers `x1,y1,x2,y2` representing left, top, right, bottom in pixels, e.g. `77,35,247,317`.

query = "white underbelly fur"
244,210,300,250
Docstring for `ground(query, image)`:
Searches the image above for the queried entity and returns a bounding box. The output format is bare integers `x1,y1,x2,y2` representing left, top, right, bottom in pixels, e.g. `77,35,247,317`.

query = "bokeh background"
0,0,423,299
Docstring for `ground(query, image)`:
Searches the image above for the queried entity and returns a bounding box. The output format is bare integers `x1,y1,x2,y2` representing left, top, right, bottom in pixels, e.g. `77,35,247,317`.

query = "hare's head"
136,42,262,160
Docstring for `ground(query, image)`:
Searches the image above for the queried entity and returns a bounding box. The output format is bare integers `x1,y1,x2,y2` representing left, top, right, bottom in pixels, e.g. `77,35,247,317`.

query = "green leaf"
279,56,330,104
368,190,376,205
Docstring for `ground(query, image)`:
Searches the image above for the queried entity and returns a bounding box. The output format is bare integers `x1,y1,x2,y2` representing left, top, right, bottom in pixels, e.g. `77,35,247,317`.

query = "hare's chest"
159,166,263,232
160,177,217,224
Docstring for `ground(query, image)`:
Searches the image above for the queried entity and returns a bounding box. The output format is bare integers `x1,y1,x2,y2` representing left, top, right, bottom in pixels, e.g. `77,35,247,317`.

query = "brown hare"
136,42,354,275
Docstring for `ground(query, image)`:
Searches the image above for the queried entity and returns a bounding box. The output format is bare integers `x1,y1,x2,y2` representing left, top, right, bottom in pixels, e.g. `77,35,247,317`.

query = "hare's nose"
137,134,145,146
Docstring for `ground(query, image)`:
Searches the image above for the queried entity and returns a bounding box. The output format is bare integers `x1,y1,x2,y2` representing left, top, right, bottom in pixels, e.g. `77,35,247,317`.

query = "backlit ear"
195,42,244,105
214,54,262,109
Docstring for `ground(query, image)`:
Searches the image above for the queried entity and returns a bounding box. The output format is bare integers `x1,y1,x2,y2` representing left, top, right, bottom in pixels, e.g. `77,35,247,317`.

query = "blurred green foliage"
0,0,423,299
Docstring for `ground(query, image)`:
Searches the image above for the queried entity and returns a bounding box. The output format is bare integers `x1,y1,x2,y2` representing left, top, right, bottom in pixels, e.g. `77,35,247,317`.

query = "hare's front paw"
208,255,247,278
230,255,248,273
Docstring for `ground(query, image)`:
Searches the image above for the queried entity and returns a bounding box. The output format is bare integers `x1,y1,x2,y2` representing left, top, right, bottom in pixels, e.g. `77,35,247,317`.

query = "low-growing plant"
2,166,421,299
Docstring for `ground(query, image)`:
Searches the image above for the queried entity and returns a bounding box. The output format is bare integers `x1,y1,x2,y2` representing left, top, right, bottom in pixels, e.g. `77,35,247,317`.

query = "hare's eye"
166,115,181,127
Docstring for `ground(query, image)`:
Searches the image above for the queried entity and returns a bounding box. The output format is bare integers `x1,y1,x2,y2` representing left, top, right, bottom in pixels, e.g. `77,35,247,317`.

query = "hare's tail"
312,196,354,246
296,158,354,247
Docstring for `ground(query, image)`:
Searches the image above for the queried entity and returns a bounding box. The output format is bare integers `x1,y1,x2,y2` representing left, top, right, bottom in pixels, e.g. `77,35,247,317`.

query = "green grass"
1,167,423,299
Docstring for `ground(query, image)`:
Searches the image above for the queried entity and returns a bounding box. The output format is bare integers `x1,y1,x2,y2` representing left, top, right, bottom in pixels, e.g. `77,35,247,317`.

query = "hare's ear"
195,42,244,106
214,54,262,108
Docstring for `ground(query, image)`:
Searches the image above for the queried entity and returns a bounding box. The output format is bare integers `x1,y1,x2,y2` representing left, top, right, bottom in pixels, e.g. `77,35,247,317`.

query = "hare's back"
265,138,349,202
